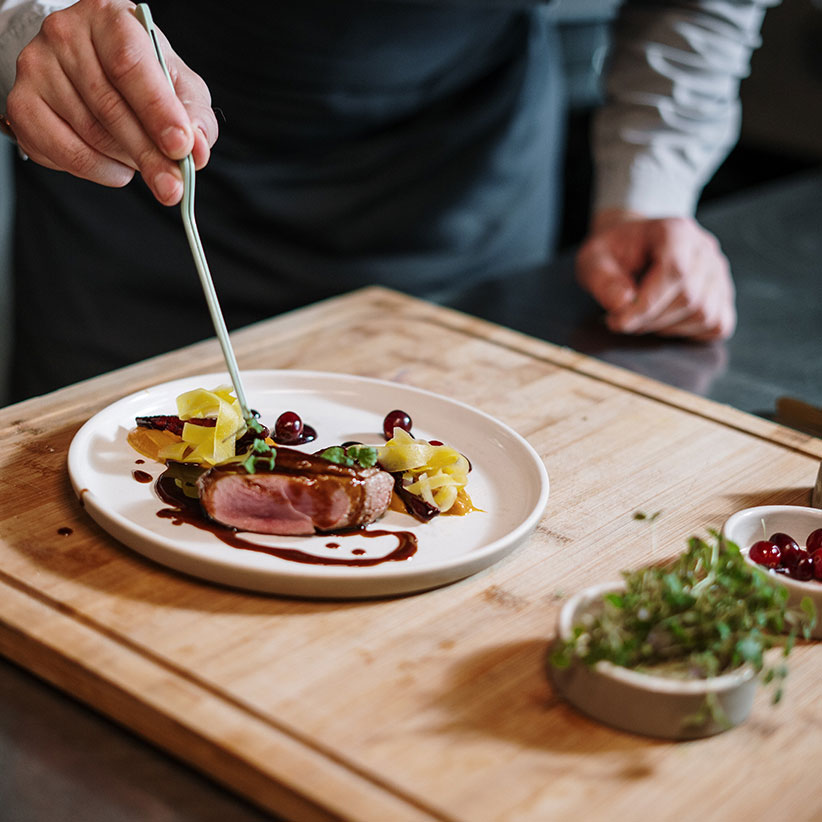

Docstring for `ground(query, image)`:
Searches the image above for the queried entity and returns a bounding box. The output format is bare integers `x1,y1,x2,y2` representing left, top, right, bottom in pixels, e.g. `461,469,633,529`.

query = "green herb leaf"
240,438,276,474
319,446,349,465
319,444,378,469
347,444,378,468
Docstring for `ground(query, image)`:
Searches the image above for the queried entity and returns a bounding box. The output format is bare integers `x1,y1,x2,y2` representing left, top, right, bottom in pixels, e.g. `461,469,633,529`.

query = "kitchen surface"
2,1,822,819
1,281,821,822
439,168,822,426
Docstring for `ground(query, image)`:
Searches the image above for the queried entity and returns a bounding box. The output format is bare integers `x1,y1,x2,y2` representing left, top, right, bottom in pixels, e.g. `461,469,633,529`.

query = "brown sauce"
154,471,417,567
272,424,317,446
132,469,153,483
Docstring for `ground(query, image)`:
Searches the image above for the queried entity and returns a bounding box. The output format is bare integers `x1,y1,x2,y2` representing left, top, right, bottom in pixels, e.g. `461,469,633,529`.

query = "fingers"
6,0,216,204
606,223,701,334
577,216,737,341
167,34,218,170
12,95,135,186
654,271,737,340
575,236,638,314
89,8,194,157
6,57,137,187
84,8,188,202
612,222,735,340
13,49,135,168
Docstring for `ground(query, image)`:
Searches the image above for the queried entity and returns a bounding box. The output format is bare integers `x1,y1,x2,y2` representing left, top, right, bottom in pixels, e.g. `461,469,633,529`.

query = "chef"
0,0,775,399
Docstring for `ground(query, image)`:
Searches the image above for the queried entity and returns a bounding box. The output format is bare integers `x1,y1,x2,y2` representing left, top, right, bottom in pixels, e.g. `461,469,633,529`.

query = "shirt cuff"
593,150,707,218
592,98,743,218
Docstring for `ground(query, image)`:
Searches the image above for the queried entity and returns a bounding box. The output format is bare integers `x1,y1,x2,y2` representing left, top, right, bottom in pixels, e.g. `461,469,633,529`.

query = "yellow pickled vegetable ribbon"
158,385,246,465
378,428,469,513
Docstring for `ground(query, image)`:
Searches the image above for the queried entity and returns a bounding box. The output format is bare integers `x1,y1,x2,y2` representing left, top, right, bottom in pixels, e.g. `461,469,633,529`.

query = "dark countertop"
2,169,820,822
438,168,822,422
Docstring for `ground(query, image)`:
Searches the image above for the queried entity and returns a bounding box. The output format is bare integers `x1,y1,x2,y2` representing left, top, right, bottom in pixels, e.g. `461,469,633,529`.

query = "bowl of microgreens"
549,532,815,739
723,505,822,639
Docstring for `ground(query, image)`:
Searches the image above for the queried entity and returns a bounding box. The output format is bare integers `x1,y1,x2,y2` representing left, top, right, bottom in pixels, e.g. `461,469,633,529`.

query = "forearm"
593,0,780,218
0,0,76,108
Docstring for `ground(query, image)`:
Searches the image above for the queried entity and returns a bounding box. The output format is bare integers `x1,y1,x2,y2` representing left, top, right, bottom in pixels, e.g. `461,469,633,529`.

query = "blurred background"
0,0,820,407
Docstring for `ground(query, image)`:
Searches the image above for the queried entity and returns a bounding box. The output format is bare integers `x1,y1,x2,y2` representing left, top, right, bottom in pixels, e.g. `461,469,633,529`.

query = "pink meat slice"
197,448,394,535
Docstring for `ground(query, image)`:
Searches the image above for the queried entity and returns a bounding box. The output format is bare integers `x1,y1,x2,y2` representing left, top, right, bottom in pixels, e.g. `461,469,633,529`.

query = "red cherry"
791,555,814,582
769,532,799,553
811,549,822,581
274,411,303,444
749,540,782,568
781,544,807,572
383,409,412,440
806,528,822,554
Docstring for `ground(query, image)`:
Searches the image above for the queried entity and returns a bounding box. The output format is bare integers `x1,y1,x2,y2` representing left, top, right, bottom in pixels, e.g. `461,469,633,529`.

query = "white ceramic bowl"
722,504,822,639
550,582,756,739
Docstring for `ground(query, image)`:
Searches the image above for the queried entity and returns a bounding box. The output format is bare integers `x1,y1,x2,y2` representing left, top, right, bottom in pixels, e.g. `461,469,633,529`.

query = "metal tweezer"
135,3,254,425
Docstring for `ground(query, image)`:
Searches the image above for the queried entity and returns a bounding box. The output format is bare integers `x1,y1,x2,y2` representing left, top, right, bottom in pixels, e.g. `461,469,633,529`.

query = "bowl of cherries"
722,505,822,638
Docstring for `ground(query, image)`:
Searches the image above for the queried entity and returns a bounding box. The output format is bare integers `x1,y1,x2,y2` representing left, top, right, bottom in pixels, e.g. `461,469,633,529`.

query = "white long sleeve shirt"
0,0,779,218
592,0,779,216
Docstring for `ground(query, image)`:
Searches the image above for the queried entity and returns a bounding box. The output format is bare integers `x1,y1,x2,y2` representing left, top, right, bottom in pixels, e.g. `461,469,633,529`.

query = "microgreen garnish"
240,438,276,474
552,532,815,708
245,414,265,435
634,509,662,551
319,445,378,469
164,461,206,499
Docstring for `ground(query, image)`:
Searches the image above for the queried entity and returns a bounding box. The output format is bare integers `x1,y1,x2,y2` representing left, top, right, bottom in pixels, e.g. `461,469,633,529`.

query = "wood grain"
1,287,820,822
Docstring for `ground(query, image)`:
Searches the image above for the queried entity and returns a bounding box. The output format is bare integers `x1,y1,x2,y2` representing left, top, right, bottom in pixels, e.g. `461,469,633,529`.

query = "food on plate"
128,385,393,535
377,427,477,521
127,389,476,538
272,410,317,445
130,386,251,465
198,447,394,535
382,409,413,440
749,528,822,582
551,533,815,710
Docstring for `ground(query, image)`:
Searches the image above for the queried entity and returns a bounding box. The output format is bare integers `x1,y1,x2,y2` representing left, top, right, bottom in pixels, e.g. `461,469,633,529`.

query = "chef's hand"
4,0,218,205
575,209,736,341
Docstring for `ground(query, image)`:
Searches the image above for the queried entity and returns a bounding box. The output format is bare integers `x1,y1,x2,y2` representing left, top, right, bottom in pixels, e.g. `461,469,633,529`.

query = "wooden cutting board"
1,287,821,822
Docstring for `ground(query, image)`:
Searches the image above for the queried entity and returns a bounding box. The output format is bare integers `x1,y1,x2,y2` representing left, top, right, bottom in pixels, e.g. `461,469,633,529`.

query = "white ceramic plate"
68,371,549,598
